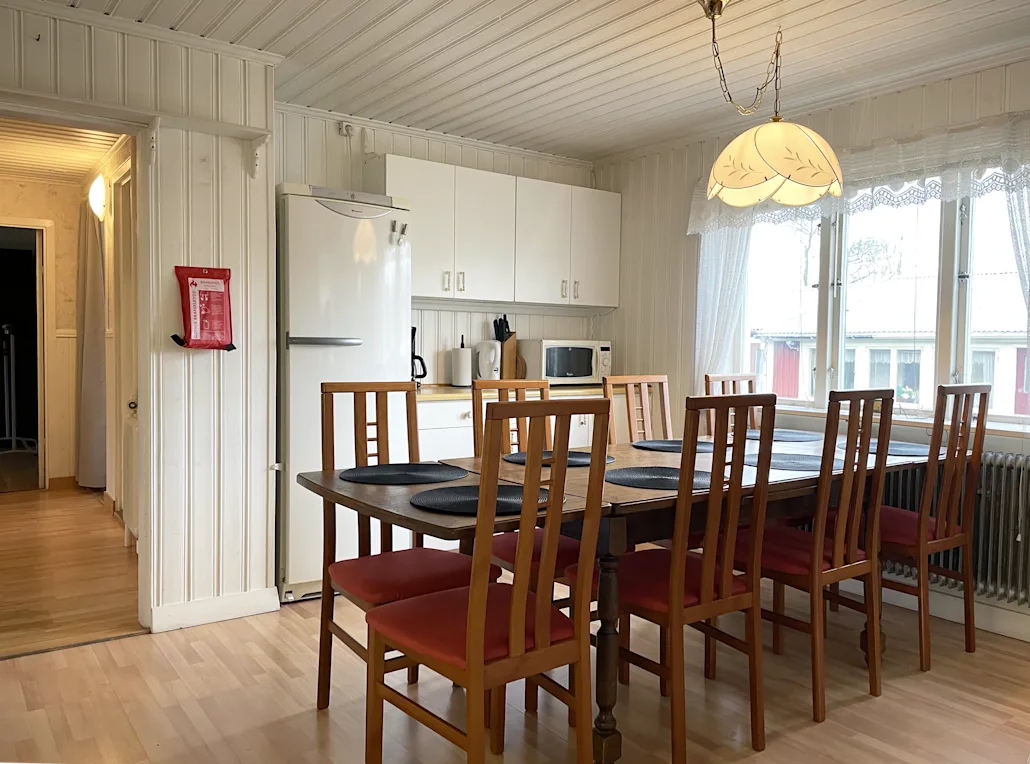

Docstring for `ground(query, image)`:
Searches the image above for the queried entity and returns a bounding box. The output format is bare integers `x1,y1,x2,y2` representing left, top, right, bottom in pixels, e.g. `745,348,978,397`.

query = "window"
840,189,940,401
742,219,819,401
897,349,922,403
869,349,891,388
808,347,817,398
842,349,856,389
971,350,995,386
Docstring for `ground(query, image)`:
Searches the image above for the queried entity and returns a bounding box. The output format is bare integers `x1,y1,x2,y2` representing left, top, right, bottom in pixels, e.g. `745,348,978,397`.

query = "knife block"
500,334,518,380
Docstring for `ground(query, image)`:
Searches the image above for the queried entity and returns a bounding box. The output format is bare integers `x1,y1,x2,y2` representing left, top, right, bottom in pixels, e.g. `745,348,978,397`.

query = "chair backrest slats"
602,374,673,445
467,397,611,665
472,380,552,457
704,373,759,435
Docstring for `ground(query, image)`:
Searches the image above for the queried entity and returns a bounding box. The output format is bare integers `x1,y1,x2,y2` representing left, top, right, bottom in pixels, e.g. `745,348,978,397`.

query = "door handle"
573,280,580,300
561,279,568,299
458,271,466,292
444,270,451,292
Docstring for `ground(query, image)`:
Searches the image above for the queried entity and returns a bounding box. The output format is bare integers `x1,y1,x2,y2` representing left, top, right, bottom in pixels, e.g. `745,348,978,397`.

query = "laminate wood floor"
0,487,143,661
2,586,1030,764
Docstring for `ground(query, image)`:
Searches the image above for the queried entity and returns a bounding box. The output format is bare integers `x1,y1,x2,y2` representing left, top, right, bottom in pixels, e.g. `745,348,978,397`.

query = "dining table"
298,432,933,764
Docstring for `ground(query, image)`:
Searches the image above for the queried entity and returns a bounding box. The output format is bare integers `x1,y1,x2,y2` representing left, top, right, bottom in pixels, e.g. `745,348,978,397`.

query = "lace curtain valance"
687,112,1030,234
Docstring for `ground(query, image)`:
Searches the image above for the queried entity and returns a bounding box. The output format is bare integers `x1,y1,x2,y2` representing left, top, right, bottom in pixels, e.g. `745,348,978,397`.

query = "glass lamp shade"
89,174,106,220
707,119,843,207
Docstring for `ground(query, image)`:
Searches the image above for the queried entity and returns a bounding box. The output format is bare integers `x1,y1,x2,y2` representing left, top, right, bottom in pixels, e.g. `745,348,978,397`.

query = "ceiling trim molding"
0,0,283,67
275,101,593,170
84,134,133,186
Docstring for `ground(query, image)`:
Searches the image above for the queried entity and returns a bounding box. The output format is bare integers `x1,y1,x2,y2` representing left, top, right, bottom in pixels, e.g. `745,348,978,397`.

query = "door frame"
110,158,135,545
0,217,54,490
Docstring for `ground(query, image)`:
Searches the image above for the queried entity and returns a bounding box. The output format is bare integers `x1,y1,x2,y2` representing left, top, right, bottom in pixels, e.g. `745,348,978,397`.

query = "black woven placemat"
339,462,468,485
502,450,615,467
604,467,711,491
631,440,715,454
744,453,843,471
747,428,822,442
836,438,931,457
410,485,550,516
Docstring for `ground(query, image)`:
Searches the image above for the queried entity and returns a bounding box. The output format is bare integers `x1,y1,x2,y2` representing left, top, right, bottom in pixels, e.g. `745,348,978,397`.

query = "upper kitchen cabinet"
571,187,621,308
454,167,516,302
365,154,455,298
514,177,572,305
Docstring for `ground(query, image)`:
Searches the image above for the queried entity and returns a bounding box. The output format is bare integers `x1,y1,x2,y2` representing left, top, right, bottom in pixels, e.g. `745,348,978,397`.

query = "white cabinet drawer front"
418,400,475,430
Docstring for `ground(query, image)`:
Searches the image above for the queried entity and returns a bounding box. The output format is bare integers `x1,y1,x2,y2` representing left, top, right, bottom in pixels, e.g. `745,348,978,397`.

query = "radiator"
882,451,1030,606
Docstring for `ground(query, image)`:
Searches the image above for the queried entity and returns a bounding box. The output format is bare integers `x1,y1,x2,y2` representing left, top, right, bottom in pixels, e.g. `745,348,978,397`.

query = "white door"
514,177,571,304
114,174,138,543
454,166,515,302
385,155,455,299
571,187,621,308
280,195,413,594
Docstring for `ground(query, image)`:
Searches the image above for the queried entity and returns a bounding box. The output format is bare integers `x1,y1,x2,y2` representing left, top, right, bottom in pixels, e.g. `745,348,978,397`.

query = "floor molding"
150,587,280,633
840,578,1030,644
48,476,78,490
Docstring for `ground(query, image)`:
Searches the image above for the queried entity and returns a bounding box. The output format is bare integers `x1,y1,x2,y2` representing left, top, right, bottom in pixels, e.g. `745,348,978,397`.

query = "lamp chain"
710,16,783,118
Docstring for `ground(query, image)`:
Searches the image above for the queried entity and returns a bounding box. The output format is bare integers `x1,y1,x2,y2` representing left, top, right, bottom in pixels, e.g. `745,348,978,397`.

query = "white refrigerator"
277,184,412,601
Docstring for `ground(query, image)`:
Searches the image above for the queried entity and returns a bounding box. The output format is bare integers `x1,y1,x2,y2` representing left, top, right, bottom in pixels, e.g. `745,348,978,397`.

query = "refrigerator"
276,184,412,601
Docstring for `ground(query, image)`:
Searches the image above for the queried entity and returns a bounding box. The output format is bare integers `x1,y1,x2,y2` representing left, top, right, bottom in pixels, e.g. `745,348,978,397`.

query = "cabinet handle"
573,280,580,299
561,279,568,299
444,270,451,292
461,410,473,420
458,271,466,292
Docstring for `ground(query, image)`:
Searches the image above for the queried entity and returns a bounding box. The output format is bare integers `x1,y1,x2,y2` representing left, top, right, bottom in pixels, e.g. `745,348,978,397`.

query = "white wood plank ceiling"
0,114,122,185
43,0,1030,160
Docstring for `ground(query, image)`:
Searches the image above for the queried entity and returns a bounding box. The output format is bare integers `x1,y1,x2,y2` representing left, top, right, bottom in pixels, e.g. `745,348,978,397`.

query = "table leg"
593,552,622,763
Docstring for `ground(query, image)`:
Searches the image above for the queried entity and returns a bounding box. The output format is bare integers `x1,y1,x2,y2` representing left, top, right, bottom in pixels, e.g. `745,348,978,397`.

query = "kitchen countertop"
416,384,605,402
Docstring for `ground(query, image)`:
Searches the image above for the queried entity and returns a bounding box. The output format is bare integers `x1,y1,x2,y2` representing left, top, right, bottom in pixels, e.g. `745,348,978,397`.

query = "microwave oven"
516,339,612,385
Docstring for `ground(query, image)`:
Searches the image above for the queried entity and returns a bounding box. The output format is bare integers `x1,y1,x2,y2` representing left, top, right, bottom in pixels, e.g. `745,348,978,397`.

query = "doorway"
0,226,41,492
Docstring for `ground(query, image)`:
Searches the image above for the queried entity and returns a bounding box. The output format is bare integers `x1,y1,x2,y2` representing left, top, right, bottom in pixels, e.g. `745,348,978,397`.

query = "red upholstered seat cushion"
492,529,582,575
329,547,500,606
879,505,960,547
565,547,748,613
365,583,575,669
735,525,865,577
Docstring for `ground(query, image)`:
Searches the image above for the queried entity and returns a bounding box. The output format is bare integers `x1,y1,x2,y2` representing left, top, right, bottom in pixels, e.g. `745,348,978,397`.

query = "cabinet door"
454,167,516,302
571,186,621,307
514,177,571,304
386,155,455,299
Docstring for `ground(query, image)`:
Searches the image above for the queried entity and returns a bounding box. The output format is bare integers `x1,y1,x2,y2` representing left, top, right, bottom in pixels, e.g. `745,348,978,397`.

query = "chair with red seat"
736,388,893,723
879,383,990,672
316,381,501,710
365,397,611,764
567,392,777,762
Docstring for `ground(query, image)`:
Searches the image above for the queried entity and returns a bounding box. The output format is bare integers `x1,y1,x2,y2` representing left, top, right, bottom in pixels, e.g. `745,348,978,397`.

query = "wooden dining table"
298,433,933,764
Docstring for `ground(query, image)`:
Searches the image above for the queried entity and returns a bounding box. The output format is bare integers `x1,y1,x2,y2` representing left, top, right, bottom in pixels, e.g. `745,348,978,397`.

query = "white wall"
593,57,1030,435
274,103,606,384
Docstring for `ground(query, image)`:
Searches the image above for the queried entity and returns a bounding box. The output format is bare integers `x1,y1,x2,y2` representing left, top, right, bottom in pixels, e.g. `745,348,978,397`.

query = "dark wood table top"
443,439,932,515
296,469,594,540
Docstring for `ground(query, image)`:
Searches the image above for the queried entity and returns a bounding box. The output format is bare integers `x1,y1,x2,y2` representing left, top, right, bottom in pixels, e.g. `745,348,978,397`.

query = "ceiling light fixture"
699,1,843,208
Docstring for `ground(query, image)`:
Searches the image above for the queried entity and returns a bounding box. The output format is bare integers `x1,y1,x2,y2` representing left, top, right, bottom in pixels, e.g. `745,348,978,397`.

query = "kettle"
475,340,501,380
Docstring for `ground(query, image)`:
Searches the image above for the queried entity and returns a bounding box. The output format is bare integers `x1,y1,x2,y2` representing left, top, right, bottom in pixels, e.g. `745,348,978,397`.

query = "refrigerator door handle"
286,335,363,347
314,200,393,219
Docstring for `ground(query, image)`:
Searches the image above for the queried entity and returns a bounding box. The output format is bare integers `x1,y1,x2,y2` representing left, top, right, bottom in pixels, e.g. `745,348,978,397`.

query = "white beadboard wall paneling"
146,126,274,626
0,0,277,136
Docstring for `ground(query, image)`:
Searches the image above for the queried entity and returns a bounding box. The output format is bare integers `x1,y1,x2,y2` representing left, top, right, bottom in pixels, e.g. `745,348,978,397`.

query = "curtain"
76,203,106,489
694,225,751,395
1006,181,1030,391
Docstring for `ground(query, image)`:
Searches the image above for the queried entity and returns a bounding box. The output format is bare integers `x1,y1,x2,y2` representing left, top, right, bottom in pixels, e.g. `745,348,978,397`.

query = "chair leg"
407,665,419,684
704,617,717,680
668,623,687,764
810,586,826,723
466,678,487,764
489,686,505,755
917,557,932,672
573,647,594,764
864,570,882,697
659,626,670,697
525,677,538,714
772,581,785,655
829,582,839,612
365,629,385,764
745,603,766,752
618,613,631,685
962,538,976,654
316,582,334,710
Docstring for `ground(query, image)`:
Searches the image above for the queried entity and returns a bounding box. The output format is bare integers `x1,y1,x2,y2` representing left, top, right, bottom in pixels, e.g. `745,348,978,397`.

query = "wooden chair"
602,374,673,446
365,397,612,764
316,382,499,710
733,388,893,722
879,383,990,671
472,379,552,459
568,393,777,761
704,373,759,435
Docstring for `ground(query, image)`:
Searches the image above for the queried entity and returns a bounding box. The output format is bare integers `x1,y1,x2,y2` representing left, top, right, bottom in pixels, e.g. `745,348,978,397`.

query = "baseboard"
103,491,116,513
150,587,281,633
839,578,1030,644
48,476,78,490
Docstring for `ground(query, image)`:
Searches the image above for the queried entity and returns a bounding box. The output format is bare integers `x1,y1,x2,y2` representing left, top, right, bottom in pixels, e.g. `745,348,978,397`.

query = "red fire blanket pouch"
171,266,236,351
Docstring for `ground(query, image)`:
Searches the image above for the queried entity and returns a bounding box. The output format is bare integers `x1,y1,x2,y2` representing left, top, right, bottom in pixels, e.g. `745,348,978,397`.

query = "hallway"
0,487,143,660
